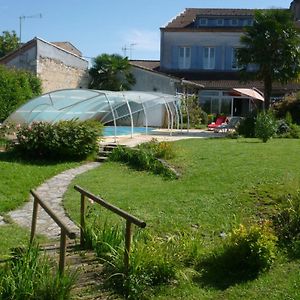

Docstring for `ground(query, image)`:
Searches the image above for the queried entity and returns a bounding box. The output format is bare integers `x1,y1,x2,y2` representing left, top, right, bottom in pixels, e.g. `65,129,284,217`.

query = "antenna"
121,43,137,59
19,13,42,44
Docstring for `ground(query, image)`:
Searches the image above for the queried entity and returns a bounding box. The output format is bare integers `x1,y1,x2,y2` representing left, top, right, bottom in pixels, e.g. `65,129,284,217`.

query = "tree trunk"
263,77,272,110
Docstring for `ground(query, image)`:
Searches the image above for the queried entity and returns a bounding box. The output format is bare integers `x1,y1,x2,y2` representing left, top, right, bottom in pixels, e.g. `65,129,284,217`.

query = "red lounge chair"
208,116,227,130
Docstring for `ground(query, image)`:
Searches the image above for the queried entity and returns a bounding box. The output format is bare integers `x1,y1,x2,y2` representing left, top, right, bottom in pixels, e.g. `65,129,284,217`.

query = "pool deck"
101,129,225,147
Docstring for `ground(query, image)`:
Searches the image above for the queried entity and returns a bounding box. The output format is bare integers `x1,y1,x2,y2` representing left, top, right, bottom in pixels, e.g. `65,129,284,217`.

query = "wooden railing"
74,185,146,275
30,190,77,274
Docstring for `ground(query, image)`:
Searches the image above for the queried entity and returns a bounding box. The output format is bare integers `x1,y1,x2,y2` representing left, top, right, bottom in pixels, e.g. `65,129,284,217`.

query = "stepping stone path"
5,162,100,238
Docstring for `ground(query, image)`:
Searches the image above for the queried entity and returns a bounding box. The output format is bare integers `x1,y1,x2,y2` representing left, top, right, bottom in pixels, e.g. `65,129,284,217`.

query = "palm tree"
89,53,135,91
237,9,300,109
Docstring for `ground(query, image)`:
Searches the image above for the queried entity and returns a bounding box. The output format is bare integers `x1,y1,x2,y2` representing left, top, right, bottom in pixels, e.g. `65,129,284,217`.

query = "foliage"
197,223,277,289
109,145,177,179
273,93,300,124
0,244,77,300
255,111,277,142
0,31,19,58
181,96,208,127
0,65,42,122
236,112,256,137
15,120,102,160
138,138,175,159
89,53,135,91
273,193,300,257
237,10,300,109
276,119,290,135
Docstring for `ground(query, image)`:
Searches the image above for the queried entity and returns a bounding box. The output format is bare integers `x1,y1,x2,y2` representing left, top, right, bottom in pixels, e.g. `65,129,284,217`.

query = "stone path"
5,162,100,238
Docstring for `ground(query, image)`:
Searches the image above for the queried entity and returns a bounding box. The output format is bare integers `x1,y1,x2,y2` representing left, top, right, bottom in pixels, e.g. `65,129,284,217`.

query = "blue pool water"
103,126,154,136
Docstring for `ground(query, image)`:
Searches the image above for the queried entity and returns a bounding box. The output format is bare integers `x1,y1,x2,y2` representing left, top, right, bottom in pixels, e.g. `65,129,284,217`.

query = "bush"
276,119,290,135
15,120,102,160
285,124,300,139
138,138,175,159
0,65,41,122
273,93,300,124
0,244,77,300
197,223,277,288
110,145,177,179
237,112,256,138
255,111,277,142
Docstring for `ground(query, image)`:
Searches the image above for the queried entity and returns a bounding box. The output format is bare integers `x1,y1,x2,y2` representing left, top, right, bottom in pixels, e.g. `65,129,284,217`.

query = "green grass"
0,151,80,258
63,138,300,299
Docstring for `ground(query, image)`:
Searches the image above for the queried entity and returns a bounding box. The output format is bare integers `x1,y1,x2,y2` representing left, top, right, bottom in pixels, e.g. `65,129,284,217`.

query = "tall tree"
0,31,19,58
89,53,135,91
237,10,300,109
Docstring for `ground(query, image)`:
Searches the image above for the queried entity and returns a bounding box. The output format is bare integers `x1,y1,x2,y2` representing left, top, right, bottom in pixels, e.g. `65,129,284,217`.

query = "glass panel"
221,98,231,115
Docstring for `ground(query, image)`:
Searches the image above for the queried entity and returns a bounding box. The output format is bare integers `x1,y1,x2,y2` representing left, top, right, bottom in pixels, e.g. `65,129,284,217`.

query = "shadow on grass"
0,150,83,166
193,248,260,290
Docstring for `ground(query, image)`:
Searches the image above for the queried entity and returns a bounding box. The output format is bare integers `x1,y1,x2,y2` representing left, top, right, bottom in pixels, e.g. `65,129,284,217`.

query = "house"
132,4,300,117
0,37,89,93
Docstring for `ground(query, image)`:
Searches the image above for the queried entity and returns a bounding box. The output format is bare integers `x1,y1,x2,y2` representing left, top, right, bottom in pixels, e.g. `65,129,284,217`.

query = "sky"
0,0,293,63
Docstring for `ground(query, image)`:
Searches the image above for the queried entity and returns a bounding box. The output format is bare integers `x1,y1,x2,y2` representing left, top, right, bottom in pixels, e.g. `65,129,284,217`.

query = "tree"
89,53,135,91
237,10,300,110
0,66,42,122
0,31,19,58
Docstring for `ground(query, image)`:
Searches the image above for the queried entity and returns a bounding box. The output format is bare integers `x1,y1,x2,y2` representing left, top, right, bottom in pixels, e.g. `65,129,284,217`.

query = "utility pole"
19,13,42,44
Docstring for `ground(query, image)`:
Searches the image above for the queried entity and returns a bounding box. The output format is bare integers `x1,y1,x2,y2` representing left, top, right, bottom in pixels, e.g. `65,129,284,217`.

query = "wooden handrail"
30,189,77,274
74,184,146,276
30,190,76,239
74,185,146,228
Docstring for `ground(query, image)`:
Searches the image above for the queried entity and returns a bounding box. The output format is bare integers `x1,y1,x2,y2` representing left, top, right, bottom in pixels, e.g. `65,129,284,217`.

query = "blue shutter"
171,46,179,70
198,46,203,69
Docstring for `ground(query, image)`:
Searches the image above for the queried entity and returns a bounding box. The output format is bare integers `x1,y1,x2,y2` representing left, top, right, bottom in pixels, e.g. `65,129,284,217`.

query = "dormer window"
230,19,238,26
217,19,224,26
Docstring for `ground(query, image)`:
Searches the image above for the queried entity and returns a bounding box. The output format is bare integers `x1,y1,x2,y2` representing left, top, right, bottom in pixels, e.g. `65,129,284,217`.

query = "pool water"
103,126,154,136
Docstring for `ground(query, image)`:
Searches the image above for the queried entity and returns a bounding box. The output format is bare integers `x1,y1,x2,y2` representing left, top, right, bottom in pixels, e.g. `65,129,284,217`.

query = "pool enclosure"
6,89,183,137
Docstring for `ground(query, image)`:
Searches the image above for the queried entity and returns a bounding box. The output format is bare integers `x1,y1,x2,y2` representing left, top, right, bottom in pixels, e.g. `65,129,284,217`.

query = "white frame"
203,47,215,70
178,46,191,69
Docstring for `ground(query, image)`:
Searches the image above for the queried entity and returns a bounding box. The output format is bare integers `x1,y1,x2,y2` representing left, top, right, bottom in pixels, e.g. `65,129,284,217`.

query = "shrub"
138,138,175,159
15,120,103,160
285,124,300,139
273,93,300,124
255,111,277,142
0,66,42,122
0,244,77,300
237,112,256,138
110,145,177,179
276,119,290,135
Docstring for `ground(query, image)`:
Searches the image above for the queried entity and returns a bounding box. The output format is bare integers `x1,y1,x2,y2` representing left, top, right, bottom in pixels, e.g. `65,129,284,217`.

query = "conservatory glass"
6,89,182,136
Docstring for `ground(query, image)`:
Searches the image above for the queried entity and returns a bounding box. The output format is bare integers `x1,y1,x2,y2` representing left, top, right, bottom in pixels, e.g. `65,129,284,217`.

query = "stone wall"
37,56,90,93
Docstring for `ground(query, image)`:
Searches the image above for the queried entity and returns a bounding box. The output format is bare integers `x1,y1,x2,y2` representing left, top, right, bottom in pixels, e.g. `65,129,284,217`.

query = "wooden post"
59,229,67,274
124,220,132,276
30,197,39,243
80,194,86,247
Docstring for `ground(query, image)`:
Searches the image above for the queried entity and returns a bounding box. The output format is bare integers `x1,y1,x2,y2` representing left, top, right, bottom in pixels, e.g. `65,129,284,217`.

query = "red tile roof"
163,8,257,29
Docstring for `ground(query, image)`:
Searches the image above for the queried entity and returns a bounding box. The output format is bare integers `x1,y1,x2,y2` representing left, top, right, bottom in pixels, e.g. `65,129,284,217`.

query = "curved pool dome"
6,89,183,137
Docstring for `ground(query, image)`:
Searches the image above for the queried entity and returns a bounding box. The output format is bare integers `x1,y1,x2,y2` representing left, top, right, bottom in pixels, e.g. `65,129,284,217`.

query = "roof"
51,42,82,57
163,8,256,29
0,37,87,65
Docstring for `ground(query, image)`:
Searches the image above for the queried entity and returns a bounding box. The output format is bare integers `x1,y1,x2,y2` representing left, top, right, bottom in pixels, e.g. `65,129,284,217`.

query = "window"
230,19,238,26
217,18,224,26
178,46,191,69
199,18,208,26
203,47,215,69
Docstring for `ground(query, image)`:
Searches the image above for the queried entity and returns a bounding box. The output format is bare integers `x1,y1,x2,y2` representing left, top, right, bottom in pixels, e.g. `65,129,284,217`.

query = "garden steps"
97,143,125,163
40,242,116,299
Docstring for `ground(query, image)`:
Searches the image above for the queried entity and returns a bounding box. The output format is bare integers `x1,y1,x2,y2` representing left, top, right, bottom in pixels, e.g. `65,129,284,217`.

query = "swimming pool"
103,126,154,136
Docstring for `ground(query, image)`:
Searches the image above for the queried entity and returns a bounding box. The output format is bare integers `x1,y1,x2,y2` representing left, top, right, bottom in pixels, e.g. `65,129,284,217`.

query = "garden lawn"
0,151,80,258
63,138,300,299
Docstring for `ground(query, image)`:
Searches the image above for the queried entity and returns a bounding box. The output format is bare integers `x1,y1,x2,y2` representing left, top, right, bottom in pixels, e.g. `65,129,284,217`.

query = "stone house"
0,37,89,93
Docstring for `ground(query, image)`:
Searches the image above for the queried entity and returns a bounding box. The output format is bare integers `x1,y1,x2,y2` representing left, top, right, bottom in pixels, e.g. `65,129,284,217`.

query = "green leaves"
0,31,19,58
89,53,135,91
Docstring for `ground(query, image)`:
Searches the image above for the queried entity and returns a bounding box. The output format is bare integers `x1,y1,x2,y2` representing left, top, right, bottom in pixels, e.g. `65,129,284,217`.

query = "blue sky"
0,0,293,62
